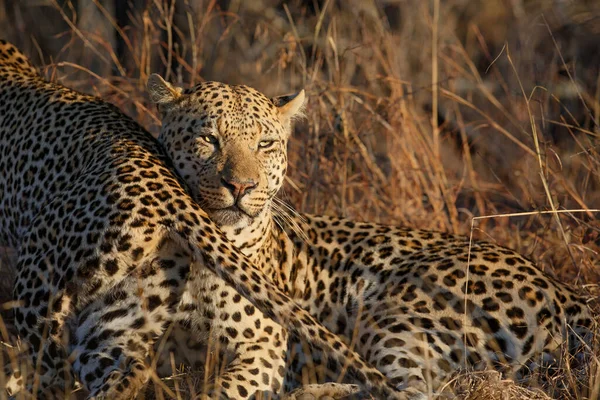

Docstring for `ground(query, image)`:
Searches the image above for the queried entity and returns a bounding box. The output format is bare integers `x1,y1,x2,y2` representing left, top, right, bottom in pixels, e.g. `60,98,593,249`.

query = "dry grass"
449,370,553,400
0,0,599,398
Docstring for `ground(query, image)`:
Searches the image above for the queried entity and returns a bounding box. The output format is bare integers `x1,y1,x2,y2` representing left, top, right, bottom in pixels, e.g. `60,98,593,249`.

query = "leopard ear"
273,90,305,121
147,73,183,115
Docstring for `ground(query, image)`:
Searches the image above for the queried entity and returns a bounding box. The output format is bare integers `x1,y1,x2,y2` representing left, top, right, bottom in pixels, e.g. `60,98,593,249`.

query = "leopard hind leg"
10,262,77,397
69,272,182,399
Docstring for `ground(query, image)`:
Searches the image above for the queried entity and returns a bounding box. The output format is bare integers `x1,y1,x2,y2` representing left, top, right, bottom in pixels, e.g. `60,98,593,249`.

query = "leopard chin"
208,205,255,226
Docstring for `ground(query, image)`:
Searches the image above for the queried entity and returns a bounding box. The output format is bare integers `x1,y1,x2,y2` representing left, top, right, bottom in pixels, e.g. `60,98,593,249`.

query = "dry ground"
0,0,598,399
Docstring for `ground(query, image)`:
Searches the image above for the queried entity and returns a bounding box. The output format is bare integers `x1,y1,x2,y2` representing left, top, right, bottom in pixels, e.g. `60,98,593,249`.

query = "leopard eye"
199,134,218,146
258,139,276,149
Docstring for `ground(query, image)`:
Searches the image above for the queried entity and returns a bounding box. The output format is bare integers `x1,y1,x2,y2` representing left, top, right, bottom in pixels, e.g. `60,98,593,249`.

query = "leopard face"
148,75,304,227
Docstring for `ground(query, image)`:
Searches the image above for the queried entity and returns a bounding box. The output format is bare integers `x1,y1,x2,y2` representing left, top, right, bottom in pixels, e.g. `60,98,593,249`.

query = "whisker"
275,199,307,224
270,203,298,245
271,198,309,243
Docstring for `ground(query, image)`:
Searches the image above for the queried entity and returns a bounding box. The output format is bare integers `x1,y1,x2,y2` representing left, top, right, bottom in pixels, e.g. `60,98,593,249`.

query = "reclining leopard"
0,40,403,399
147,73,595,398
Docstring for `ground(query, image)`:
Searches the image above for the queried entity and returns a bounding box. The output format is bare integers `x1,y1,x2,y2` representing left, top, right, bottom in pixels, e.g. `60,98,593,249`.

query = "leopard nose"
221,177,257,200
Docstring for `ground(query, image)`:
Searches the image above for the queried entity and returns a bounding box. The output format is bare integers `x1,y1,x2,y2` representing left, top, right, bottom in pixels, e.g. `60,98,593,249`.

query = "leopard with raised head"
148,74,595,398
0,40,404,400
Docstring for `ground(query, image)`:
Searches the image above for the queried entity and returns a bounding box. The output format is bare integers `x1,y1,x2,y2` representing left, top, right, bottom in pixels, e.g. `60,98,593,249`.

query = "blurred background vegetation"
0,0,598,294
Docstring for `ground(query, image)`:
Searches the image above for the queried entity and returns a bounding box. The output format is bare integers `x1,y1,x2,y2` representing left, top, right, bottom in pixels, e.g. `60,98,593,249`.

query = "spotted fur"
0,41,402,399
150,74,595,398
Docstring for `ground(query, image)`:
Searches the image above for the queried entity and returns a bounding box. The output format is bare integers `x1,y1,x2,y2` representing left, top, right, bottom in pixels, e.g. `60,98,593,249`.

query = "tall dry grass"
0,0,598,398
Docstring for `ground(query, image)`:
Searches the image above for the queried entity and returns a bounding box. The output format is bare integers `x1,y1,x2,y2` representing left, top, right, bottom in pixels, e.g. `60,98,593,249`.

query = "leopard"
0,40,405,400
148,73,596,398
